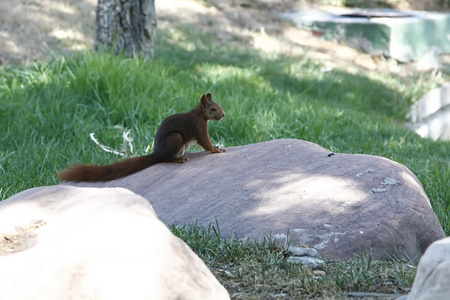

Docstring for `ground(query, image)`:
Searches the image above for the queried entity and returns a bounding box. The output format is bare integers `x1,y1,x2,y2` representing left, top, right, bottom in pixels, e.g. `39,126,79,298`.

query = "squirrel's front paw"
214,145,226,153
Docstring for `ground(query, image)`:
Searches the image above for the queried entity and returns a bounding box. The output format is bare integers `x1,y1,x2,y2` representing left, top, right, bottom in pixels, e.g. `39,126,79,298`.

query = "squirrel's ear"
200,94,207,108
206,93,212,102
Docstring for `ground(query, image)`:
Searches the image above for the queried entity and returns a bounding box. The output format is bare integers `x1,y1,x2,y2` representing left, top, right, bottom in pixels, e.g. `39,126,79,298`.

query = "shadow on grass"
154,24,412,120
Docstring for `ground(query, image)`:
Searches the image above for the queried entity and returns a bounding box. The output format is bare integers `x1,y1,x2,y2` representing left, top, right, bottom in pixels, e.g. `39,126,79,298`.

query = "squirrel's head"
200,93,225,121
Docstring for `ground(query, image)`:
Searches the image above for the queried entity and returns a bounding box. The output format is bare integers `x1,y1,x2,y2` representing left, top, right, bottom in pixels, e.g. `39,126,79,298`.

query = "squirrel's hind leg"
154,132,187,163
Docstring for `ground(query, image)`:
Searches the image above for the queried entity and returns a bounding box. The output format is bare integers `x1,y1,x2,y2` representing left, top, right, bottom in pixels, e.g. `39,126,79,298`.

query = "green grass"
172,223,416,299
1,24,449,298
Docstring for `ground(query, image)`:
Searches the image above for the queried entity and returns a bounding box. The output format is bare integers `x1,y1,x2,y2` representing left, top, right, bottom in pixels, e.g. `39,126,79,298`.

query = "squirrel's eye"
210,107,217,111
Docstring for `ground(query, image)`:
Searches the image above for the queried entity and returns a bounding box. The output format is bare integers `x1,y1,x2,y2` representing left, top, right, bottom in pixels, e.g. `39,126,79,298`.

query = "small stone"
313,270,326,277
287,246,321,258
287,256,325,268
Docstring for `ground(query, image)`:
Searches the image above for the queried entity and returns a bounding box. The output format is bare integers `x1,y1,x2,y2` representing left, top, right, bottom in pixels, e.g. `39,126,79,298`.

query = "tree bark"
94,0,156,58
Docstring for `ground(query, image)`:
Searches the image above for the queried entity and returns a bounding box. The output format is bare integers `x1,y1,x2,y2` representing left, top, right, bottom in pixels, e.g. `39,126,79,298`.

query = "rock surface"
67,139,445,260
0,186,230,300
404,237,450,300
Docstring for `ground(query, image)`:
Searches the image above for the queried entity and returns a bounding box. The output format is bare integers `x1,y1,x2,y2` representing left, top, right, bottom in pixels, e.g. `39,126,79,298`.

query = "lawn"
1,24,449,298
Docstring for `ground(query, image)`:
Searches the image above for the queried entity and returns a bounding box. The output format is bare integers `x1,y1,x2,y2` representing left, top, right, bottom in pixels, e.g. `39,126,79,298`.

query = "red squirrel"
57,93,226,182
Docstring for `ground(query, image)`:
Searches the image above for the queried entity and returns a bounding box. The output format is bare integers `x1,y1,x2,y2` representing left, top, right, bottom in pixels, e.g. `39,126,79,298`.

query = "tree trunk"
94,0,156,58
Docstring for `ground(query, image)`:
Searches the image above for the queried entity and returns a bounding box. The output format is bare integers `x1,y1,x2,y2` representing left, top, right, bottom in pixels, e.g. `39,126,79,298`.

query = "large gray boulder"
68,139,445,260
0,186,229,300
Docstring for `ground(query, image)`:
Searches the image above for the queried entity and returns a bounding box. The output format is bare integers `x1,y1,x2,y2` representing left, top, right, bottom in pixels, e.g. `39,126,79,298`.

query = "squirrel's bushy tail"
57,154,158,182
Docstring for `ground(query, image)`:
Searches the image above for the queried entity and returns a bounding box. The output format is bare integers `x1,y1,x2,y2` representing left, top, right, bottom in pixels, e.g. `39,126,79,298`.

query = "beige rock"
0,186,229,300
68,139,445,260
406,237,450,300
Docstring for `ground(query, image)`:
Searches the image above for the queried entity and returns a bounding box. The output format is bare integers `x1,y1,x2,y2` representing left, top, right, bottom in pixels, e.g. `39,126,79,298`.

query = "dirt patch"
0,0,96,63
0,0,448,71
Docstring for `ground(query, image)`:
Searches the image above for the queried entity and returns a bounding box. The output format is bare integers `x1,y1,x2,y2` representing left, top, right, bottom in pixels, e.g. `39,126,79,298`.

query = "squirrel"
57,93,226,182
